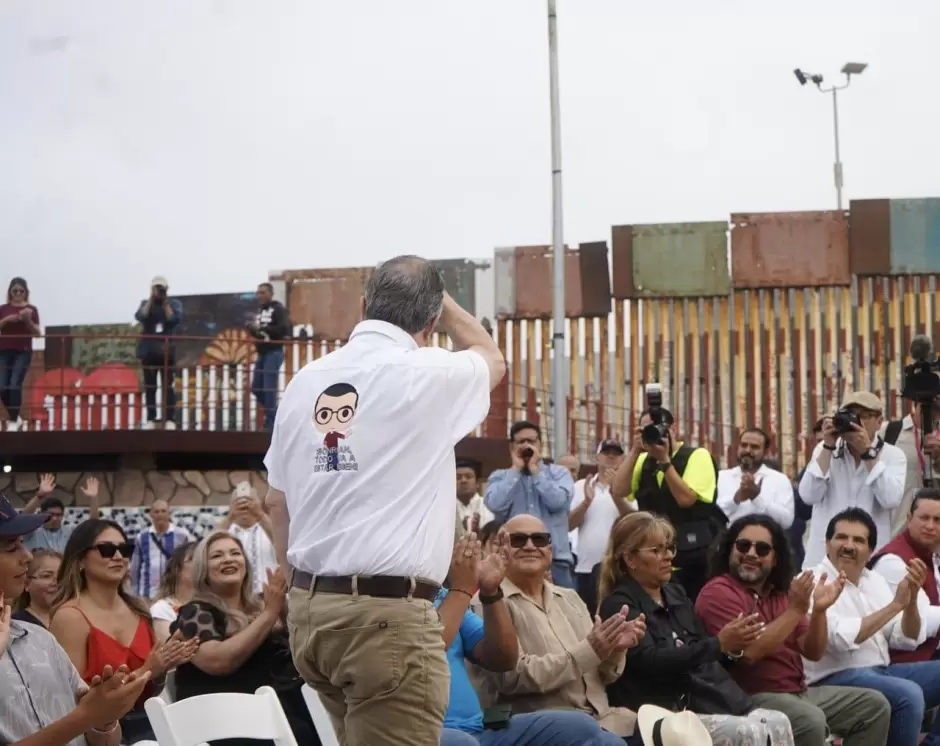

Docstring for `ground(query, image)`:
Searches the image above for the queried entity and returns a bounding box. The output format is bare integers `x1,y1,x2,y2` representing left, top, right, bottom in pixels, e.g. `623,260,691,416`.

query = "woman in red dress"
50,519,198,744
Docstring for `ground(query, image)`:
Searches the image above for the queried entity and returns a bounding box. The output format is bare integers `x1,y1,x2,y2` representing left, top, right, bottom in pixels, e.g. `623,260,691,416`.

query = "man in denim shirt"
484,421,575,588
134,275,183,429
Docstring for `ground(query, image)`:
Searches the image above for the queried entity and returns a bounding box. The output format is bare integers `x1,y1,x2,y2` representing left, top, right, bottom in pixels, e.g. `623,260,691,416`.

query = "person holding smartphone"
485,421,575,589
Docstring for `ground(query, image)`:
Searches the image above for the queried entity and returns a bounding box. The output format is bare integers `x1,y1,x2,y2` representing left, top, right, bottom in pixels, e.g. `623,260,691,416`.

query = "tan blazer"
468,578,636,737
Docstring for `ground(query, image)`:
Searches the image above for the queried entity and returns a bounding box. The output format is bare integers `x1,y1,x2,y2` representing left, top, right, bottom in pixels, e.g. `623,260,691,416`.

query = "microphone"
911,334,934,363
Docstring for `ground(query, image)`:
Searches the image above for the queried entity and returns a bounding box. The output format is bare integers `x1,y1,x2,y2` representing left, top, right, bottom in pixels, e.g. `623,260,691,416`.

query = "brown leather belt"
290,571,440,602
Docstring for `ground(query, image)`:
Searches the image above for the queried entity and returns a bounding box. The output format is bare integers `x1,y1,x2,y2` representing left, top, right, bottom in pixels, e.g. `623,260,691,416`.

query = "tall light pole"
547,0,567,459
794,62,868,210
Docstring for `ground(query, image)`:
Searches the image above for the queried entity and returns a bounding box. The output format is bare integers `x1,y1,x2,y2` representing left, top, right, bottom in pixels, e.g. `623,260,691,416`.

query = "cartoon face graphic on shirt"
314,383,359,445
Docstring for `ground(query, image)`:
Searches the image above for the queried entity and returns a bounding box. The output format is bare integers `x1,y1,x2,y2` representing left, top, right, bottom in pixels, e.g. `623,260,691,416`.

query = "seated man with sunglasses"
695,515,891,746
466,514,643,742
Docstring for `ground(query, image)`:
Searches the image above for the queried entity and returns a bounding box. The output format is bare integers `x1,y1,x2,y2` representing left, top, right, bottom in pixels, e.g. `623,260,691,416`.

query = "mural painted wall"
17,292,264,425
0,469,269,541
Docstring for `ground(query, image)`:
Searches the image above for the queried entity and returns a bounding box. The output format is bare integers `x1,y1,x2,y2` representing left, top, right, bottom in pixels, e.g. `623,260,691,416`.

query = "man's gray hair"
364,255,445,334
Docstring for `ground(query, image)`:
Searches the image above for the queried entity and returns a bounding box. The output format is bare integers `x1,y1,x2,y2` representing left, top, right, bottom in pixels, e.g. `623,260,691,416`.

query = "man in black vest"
611,407,719,601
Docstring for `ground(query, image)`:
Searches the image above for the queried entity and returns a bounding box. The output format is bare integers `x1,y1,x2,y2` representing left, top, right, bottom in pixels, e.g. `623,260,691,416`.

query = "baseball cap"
0,492,50,538
841,391,884,413
151,275,169,289
597,439,625,455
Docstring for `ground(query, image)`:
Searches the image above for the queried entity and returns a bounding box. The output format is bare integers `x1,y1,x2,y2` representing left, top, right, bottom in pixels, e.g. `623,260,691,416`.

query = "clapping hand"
894,559,928,609
263,568,288,616
812,571,846,612
450,532,481,595
612,607,646,652
77,664,152,730
477,529,509,595
787,570,815,615
146,630,199,676
0,594,11,653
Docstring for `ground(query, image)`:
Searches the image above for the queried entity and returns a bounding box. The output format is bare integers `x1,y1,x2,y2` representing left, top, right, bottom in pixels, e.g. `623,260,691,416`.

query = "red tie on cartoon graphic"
314,383,359,471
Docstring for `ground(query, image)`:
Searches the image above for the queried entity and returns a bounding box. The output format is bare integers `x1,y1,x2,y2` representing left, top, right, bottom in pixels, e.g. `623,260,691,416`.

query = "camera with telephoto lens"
832,407,861,434
641,383,669,446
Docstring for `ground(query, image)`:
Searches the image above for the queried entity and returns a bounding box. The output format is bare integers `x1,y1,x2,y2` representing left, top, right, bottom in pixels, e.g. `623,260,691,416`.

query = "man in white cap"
264,255,505,746
799,391,908,568
134,275,183,430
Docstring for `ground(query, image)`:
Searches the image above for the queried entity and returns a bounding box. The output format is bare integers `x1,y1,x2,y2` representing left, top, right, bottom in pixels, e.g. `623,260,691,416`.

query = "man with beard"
871,487,940,662
696,515,890,746
717,428,795,529
804,507,940,746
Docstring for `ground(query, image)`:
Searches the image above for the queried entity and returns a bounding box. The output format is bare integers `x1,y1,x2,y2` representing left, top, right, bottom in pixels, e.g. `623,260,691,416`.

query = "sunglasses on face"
92,542,135,560
509,532,552,549
734,539,773,558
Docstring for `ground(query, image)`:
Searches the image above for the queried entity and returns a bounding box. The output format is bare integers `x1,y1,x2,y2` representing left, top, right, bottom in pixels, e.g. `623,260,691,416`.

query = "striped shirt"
0,620,88,746
130,524,193,599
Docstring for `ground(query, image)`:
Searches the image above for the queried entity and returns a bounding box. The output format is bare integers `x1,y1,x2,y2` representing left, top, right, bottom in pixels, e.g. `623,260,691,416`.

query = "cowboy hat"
637,705,712,746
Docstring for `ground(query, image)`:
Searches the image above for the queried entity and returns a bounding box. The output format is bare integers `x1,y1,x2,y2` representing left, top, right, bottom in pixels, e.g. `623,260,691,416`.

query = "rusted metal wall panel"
610,225,635,299
889,198,940,274
432,258,477,315
630,222,730,298
848,199,891,275
493,274,940,476
731,211,850,288
577,241,612,317
512,245,581,319
286,267,372,341
494,248,516,318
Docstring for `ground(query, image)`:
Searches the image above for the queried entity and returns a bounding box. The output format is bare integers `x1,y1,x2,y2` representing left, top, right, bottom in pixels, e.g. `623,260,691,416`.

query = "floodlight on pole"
794,62,868,210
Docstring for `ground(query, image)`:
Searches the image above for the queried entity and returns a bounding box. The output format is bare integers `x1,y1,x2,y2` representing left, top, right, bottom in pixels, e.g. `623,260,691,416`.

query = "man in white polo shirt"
264,255,505,746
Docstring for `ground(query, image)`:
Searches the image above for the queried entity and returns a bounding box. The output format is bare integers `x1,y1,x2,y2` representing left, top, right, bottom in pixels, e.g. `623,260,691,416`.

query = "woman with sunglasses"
12,548,61,627
597,511,796,746
0,277,40,431
49,519,198,743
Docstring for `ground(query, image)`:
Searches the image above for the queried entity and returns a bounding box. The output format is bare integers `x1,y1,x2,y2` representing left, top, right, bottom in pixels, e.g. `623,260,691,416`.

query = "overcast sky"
2,0,938,326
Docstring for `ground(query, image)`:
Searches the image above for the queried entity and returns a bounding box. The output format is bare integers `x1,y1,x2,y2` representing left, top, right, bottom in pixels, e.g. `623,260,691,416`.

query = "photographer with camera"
798,392,907,569
484,420,576,588
879,399,940,537
610,387,719,602
134,275,183,430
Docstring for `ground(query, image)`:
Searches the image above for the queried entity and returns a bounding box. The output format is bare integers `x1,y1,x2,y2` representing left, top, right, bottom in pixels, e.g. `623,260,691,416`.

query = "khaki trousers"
286,586,449,746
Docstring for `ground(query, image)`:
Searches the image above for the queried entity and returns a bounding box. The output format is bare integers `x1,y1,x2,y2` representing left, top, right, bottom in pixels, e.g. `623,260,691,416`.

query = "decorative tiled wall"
0,469,269,541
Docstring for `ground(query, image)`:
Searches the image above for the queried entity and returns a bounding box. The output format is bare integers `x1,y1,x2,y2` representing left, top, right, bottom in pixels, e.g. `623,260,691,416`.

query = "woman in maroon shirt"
0,276,41,430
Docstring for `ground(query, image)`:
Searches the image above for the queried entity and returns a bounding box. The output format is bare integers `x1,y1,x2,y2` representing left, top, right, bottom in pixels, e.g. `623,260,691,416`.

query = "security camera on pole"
793,62,868,210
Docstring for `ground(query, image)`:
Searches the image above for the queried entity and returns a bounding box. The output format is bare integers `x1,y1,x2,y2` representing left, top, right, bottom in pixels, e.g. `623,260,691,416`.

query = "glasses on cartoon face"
315,405,355,426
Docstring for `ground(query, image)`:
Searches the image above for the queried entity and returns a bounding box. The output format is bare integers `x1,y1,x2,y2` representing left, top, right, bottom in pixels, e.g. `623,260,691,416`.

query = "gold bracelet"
92,721,119,734
449,588,474,600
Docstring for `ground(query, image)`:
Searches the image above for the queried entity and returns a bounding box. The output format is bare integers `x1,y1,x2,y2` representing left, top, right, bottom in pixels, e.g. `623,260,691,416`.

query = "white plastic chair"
144,686,297,746
301,684,340,746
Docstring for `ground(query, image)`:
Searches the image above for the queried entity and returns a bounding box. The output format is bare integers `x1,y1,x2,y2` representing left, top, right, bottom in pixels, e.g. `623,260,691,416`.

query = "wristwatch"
479,587,505,605
656,461,672,474
860,447,878,461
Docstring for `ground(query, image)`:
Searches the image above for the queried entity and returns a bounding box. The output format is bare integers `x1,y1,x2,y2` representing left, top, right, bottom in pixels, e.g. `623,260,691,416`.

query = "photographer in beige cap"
134,275,183,430
798,391,907,568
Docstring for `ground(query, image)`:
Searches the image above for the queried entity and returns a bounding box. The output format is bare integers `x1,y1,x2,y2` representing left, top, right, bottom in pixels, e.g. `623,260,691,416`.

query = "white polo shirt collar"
349,320,418,349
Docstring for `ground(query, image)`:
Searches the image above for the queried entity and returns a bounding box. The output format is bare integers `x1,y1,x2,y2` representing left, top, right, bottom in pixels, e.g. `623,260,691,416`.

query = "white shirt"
228,522,278,594
264,320,491,585
873,551,940,642
798,440,907,569
804,556,927,684
570,478,630,574
150,598,180,625
717,464,795,529
456,495,494,531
